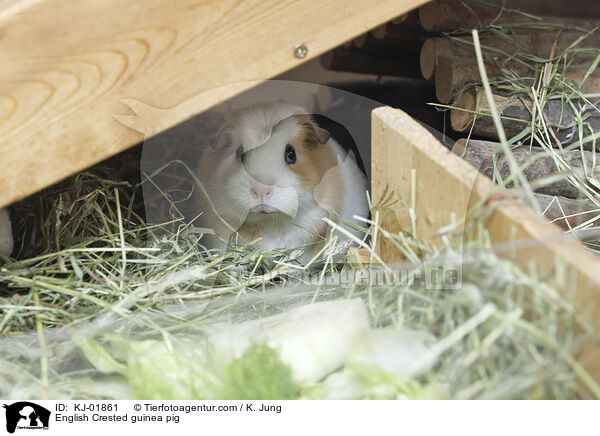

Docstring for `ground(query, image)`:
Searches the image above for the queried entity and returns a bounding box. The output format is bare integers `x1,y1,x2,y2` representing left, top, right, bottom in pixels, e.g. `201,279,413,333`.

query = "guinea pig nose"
250,186,273,202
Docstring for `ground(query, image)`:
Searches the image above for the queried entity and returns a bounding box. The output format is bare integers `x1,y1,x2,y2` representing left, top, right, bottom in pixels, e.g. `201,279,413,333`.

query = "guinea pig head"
233,114,337,222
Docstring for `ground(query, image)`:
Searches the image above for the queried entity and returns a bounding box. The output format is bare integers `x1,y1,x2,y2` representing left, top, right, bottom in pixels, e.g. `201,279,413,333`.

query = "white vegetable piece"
0,208,13,257
347,329,437,378
208,298,370,383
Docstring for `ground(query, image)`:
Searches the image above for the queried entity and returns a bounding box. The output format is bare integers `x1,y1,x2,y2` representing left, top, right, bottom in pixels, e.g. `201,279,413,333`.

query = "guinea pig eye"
284,144,296,165
235,145,244,161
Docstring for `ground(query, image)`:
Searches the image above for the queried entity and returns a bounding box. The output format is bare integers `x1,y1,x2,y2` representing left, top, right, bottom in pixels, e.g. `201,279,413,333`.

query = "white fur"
314,145,369,235
196,103,368,259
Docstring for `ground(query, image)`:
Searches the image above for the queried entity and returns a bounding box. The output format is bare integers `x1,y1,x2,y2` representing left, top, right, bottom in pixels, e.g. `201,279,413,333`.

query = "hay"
431,5,600,252
0,164,597,400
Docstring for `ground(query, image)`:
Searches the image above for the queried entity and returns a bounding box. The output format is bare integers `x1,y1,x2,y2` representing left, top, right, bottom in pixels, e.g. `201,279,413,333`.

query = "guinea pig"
195,103,368,262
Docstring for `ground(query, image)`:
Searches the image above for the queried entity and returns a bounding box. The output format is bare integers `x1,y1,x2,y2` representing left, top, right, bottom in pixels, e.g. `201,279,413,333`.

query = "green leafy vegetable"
223,343,300,400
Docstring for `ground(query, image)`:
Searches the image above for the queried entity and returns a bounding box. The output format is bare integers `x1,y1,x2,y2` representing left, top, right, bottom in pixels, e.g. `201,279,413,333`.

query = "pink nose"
250,185,273,203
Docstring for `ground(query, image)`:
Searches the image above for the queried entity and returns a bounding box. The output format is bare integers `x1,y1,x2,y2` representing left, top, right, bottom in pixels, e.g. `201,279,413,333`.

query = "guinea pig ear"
306,121,331,145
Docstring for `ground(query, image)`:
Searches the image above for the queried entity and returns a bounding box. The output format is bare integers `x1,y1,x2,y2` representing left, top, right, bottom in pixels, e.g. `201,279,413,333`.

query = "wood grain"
372,106,600,385
0,0,429,208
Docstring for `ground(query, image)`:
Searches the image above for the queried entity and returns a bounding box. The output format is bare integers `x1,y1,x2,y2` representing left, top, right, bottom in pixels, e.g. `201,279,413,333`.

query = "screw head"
293,44,308,59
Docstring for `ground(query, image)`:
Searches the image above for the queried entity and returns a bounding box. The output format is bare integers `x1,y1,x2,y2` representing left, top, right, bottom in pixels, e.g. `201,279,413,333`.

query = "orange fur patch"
288,116,344,215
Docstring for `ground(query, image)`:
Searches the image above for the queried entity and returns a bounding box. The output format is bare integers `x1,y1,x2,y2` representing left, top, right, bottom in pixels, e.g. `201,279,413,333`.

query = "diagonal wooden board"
371,107,600,385
0,0,430,208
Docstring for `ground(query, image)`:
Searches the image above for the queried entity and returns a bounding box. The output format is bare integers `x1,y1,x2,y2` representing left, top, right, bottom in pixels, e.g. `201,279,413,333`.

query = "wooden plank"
371,106,600,383
0,0,429,209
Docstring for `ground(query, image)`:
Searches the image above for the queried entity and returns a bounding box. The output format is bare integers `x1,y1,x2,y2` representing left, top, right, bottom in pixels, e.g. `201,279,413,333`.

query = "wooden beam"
371,106,600,384
0,0,429,209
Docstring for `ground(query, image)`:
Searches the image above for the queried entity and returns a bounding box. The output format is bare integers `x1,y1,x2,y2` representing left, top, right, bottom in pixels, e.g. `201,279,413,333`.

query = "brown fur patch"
288,115,344,215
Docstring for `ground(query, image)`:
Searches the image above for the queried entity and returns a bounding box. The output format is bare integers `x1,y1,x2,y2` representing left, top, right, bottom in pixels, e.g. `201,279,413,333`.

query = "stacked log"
452,139,600,198
320,0,600,231
419,0,600,144
535,193,598,230
417,0,600,232
418,0,600,33
320,11,430,77
452,139,600,229
320,47,421,77
421,33,600,104
449,87,600,146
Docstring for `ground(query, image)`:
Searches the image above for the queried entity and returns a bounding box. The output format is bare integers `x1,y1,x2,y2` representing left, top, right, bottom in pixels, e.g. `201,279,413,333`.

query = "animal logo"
2,402,50,434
